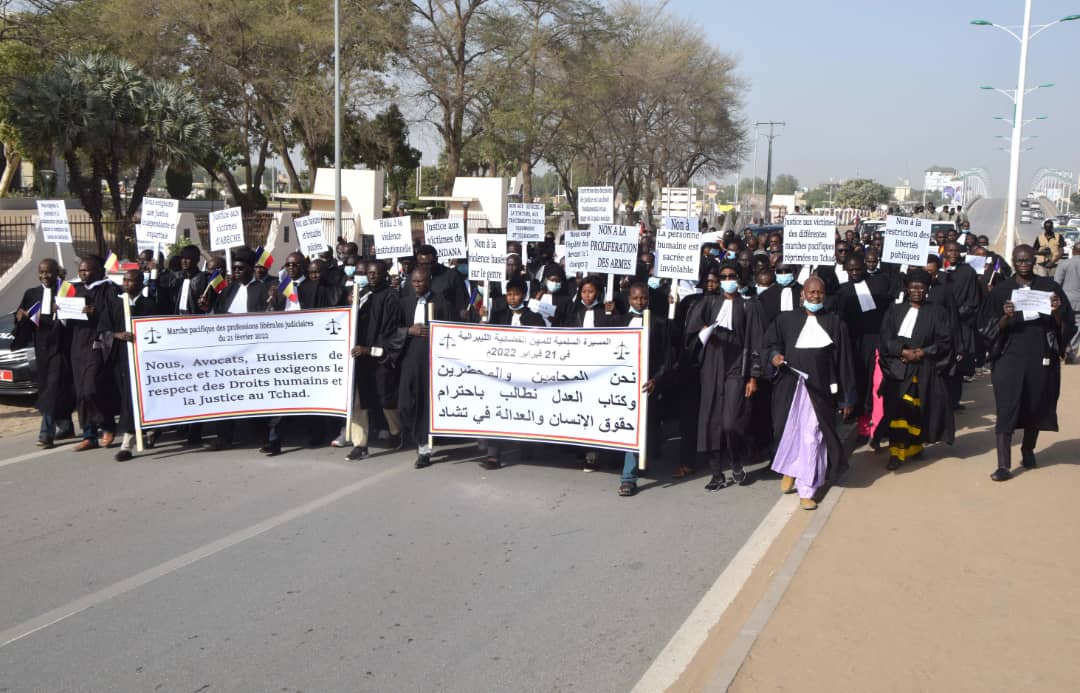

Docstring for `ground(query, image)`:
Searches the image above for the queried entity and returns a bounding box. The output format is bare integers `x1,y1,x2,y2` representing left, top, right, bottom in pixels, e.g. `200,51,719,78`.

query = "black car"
0,312,38,396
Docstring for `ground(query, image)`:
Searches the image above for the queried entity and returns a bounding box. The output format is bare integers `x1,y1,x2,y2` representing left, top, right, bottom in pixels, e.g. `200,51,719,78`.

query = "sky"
665,0,1080,196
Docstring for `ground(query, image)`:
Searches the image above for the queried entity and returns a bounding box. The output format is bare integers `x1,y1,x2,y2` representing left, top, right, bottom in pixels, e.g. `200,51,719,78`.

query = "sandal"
671,464,694,479
618,482,637,497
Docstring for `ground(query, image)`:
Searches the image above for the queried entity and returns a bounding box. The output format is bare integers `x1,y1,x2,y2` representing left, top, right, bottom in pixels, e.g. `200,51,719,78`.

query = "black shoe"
1021,450,1037,469
991,468,1012,482
731,465,748,486
260,441,282,456
480,457,501,470
114,449,133,462
205,438,231,451
144,430,158,449
36,438,54,449
704,475,726,491
886,458,900,471
414,454,432,469
385,433,402,450
346,446,369,461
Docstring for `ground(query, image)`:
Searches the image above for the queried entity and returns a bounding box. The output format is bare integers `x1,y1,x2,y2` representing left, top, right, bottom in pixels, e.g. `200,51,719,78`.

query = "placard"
135,227,157,255
468,233,507,282
882,215,933,266
55,296,87,321
782,215,837,265
139,197,179,244
423,218,466,260
506,203,546,242
587,224,638,274
577,186,614,225
209,207,245,251
1010,288,1053,315
36,200,72,243
655,218,702,281
131,308,353,427
373,216,413,260
295,215,329,257
429,322,645,450
563,229,591,275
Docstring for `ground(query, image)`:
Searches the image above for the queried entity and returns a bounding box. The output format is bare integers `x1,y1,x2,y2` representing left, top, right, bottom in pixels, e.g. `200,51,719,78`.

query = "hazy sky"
667,0,1079,195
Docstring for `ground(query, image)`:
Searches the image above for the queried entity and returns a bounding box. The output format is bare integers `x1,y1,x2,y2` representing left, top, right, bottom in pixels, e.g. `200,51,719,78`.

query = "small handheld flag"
207,270,227,294
255,246,274,269
104,251,120,273
57,280,77,298
278,276,299,304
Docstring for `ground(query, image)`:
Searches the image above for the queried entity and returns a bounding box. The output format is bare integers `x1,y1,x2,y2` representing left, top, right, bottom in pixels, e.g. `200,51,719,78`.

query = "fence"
0,216,34,278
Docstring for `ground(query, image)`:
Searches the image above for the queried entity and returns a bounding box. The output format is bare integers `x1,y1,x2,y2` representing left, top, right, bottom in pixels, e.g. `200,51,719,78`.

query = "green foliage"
166,165,194,199
772,174,799,196
834,179,892,209
1070,191,1080,209
350,105,421,208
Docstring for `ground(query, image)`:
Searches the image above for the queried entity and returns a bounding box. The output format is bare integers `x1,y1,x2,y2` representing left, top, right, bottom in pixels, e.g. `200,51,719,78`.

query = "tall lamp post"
971,8,1080,258
333,0,342,241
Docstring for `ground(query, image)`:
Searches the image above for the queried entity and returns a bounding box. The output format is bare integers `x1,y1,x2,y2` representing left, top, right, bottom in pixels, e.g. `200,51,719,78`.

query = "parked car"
0,312,38,396
1066,218,1080,227
855,219,887,237
1020,199,1031,208
1058,227,1079,254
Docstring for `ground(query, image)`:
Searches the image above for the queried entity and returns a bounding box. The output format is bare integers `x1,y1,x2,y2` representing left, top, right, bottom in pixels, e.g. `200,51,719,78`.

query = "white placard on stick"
577,186,614,225
373,216,412,260
139,197,179,245
506,203,546,242
468,233,508,282
36,200,72,243
423,219,466,260
563,229,591,275
882,215,933,266
587,224,638,274
295,215,329,257
782,215,837,265
655,219,702,281
209,207,245,251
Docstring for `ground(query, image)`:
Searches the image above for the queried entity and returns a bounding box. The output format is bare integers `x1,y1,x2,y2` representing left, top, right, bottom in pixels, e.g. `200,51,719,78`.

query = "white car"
1066,218,1080,227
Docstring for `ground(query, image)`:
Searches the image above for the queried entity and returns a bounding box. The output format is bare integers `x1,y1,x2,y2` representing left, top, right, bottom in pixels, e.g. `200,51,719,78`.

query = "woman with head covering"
529,262,571,326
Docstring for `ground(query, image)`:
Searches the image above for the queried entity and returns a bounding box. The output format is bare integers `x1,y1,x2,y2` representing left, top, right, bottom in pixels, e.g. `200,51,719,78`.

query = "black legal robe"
297,277,346,309
757,282,802,326
765,311,857,480
563,301,607,328
977,276,1077,434
98,291,158,434
397,293,456,446
400,264,470,319
835,275,892,416
159,269,212,314
487,297,546,327
15,285,75,418
213,279,275,314
355,285,406,411
70,280,120,427
878,302,955,446
941,263,985,374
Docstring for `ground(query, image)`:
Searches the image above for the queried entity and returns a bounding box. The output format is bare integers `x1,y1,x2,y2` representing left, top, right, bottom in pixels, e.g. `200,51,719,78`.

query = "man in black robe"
685,263,765,490
765,276,857,509
398,267,455,468
977,244,1077,481
757,264,802,325
940,241,984,409
813,241,852,296
159,245,212,315
669,273,709,478
13,259,75,448
344,260,406,460
69,256,118,451
401,244,469,319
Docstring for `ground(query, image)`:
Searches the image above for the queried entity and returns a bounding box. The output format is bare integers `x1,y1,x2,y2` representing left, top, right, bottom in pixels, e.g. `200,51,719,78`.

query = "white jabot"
797,265,812,285
834,265,849,284
795,315,833,349
715,297,733,330
897,306,919,338
414,295,428,325
853,280,876,312
41,287,52,315
780,287,794,312
510,311,521,326
628,314,643,327
582,309,595,328
228,282,250,313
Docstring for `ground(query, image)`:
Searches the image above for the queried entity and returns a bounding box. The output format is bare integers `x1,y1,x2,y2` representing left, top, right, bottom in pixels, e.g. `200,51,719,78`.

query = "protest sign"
882,215,933,266
429,322,645,451
506,203,546,242
131,308,353,427
1010,287,1053,315
587,224,638,274
423,218,466,260
468,233,507,282
373,216,412,260
209,207,245,251
563,229,591,274
655,217,702,281
577,186,614,225
294,215,329,257
139,197,179,245
135,227,157,255
36,200,72,244
782,215,837,265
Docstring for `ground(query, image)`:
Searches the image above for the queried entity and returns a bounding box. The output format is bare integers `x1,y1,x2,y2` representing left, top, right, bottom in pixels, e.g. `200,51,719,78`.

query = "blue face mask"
709,248,721,257
456,263,469,275
647,276,661,290
507,302,523,311
343,265,356,278
356,274,370,288
546,280,561,293
720,280,739,294
804,301,824,313
725,251,737,260
776,273,794,287
629,306,643,315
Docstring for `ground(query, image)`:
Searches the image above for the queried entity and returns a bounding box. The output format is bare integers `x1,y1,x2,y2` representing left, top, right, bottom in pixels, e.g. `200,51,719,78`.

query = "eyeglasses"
284,261,301,267
718,273,739,279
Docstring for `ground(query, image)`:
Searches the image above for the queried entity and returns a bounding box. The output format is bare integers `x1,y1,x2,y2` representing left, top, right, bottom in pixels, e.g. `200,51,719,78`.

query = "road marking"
0,462,409,650
0,444,68,468
631,494,796,693
702,488,844,692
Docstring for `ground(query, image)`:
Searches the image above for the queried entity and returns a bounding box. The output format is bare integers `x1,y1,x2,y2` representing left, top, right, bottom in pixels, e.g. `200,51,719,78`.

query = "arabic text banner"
428,322,645,451
132,308,353,427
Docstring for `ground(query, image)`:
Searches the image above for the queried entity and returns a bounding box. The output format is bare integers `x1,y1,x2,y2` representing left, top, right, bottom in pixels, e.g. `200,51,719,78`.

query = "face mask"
725,251,737,260
143,272,150,284
508,302,523,311
356,274,370,288
720,280,738,294
456,263,469,275
756,284,771,294
738,285,750,295
582,300,597,309
343,266,356,278
804,301,824,313
776,273,794,287
546,280,561,293
709,248,721,257
647,276,661,290
629,306,643,315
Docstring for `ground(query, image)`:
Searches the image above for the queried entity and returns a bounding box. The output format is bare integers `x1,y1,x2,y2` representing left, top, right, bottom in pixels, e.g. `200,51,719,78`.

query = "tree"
351,105,422,210
10,53,209,255
0,35,48,195
834,178,892,210
1070,191,1080,211
772,173,799,195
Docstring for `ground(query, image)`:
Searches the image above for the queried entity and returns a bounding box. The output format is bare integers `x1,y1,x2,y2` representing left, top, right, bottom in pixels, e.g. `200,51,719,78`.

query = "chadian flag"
207,269,227,294
255,246,274,269
27,301,41,326
104,250,120,273
57,280,77,298
278,276,299,304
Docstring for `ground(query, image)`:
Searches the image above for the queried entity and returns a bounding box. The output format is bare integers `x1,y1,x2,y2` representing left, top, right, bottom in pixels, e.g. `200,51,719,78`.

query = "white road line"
0,462,409,649
631,495,796,693
0,444,67,468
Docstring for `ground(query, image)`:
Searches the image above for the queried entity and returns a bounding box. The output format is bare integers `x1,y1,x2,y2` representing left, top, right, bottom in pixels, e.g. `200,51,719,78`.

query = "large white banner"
655,217,701,280
506,203,546,242
423,218,466,260
882,215,933,265
587,224,638,274
36,200,72,244
209,206,245,251
139,197,179,245
468,233,507,282
131,308,353,428
577,186,614,225
563,229,591,275
782,215,836,265
373,216,413,260
429,322,646,451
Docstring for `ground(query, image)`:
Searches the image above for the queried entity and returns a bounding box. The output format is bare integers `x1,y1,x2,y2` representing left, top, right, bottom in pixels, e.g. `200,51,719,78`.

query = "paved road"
0,426,779,692
965,198,1005,244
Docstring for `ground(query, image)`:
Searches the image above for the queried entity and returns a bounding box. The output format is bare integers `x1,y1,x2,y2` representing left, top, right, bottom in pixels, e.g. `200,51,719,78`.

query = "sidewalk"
674,367,1080,692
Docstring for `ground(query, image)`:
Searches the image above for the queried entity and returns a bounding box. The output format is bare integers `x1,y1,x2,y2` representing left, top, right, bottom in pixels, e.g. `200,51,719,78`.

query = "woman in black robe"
878,269,955,470
977,244,1077,481
685,262,764,490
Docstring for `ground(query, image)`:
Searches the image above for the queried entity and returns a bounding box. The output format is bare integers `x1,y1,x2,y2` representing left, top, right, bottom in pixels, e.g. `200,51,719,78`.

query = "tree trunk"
0,145,20,196
520,160,532,203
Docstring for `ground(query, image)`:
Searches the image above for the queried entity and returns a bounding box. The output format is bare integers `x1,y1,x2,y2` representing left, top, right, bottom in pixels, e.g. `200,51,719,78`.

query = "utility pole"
755,121,785,223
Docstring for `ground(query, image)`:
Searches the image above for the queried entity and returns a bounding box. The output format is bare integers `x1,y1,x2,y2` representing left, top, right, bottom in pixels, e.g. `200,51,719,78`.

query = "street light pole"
333,0,342,242
756,121,785,223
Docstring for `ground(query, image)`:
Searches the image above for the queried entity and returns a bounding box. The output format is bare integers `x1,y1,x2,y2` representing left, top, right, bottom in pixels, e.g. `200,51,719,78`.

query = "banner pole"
638,308,650,471
668,282,677,320
483,282,492,322
225,247,232,273
606,273,615,302
55,242,64,269
426,301,435,452
123,298,145,453
344,281,359,444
